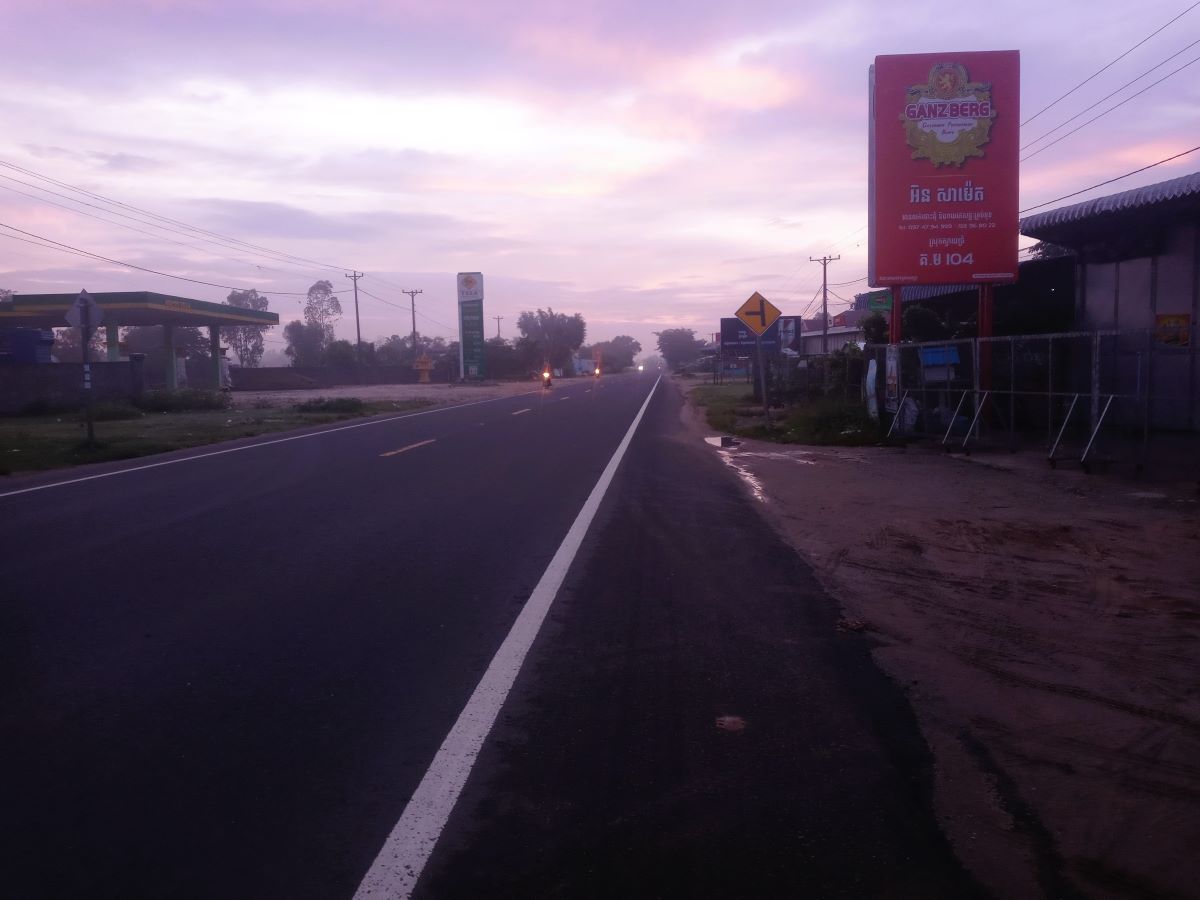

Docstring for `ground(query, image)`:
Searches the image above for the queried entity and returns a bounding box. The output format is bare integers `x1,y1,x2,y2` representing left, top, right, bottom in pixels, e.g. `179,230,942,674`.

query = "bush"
770,398,883,446
136,389,231,412
295,397,364,414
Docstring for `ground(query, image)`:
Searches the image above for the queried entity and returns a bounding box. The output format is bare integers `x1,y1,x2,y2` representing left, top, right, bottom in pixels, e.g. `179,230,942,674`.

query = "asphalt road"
1,373,976,898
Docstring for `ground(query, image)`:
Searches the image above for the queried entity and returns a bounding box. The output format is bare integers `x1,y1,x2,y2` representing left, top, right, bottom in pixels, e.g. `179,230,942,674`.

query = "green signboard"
458,297,486,379
864,289,891,312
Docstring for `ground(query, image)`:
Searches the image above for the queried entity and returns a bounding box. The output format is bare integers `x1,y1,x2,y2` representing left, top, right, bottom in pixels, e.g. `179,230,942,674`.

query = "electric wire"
1021,37,1200,152
0,176,317,280
1021,53,1200,162
0,220,347,296
1019,144,1200,214
0,158,354,272
1021,0,1200,126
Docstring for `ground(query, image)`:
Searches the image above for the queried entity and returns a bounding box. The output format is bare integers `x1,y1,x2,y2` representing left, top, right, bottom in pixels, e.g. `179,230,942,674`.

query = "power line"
1018,144,1200,214
798,284,823,320
0,174,318,280
0,157,354,273
828,275,867,287
1021,52,1200,162
1021,36,1200,152
1021,0,1200,126
0,219,344,296
357,287,456,335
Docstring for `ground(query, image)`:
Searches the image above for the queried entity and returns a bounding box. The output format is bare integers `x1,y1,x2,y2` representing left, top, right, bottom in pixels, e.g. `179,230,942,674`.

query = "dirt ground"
678,380,1200,899
230,380,542,409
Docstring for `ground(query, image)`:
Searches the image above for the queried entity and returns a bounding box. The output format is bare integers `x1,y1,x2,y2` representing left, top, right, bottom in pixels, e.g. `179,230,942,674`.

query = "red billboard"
869,50,1019,286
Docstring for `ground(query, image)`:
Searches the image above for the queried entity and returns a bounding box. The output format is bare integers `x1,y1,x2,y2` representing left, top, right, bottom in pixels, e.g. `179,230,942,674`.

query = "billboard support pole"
889,286,902,343
756,335,770,426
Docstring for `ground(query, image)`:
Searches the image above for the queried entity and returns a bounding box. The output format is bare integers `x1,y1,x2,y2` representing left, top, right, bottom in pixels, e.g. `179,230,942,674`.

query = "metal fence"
864,326,1200,472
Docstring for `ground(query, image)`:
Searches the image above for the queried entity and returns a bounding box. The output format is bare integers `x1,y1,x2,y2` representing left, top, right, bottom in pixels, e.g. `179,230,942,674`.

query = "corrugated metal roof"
1020,169,1200,235
902,283,974,301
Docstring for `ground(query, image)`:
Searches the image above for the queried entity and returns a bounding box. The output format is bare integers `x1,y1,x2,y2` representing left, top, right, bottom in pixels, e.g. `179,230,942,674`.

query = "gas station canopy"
0,291,279,330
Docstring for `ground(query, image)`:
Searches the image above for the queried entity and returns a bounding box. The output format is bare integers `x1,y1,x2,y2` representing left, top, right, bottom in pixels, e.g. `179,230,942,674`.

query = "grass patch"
754,399,885,446
91,401,145,421
295,397,365,414
136,389,231,412
688,384,889,447
689,384,754,432
0,398,434,476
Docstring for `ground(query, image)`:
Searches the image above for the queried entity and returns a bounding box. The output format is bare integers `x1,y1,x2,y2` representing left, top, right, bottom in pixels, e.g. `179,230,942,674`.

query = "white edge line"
353,375,661,900
0,391,542,500
510,408,531,416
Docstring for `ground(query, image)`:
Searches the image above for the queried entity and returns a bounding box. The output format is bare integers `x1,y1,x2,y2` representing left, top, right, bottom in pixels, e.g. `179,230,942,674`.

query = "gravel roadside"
677,378,1200,900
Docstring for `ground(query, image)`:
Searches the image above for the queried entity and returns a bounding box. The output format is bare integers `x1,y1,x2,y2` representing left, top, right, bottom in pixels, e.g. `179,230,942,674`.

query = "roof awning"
1019,170,1200,250
0,291,280,330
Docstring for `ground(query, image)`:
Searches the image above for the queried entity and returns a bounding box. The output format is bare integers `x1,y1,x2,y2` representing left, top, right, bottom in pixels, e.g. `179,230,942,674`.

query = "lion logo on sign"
900,62,995,167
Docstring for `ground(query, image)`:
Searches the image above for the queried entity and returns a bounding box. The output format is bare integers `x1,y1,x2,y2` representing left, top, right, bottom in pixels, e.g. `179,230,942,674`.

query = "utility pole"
494,315,504,338
809,254,840,355
345,271,363,365
402,289,422,362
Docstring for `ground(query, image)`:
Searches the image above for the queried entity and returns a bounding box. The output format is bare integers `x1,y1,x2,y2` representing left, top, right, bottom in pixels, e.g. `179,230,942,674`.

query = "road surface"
1,373,976,898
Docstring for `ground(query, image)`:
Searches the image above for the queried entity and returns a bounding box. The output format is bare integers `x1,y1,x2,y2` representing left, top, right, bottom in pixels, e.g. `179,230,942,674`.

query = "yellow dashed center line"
380,439,437,458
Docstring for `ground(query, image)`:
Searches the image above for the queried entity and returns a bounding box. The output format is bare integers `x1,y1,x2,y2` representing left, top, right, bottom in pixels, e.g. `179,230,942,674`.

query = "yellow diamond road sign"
734,292,781,336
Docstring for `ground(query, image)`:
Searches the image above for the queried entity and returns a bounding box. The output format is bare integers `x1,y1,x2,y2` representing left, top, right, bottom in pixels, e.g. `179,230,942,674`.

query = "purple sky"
2,0,1198,359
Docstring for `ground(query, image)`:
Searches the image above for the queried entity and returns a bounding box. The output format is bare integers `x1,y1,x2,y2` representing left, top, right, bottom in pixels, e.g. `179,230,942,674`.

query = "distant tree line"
34,281,645,380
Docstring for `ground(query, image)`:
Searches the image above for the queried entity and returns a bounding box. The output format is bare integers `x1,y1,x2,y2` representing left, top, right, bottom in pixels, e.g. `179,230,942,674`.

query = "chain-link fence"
864,326,1200,471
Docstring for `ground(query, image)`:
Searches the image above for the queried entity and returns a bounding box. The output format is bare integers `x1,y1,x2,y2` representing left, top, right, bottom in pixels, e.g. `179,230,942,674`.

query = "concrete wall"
797,329,862,355
0,360,145,414
229,365,447,391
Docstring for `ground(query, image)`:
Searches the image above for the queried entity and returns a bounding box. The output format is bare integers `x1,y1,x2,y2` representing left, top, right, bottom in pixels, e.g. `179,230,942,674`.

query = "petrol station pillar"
164,324,177,390
105,324,120,361
209,326,222,390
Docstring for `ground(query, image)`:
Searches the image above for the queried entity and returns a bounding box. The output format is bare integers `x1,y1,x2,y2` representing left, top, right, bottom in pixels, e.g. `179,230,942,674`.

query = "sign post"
734,292,782,426
65,289,103,445
456,273,486,380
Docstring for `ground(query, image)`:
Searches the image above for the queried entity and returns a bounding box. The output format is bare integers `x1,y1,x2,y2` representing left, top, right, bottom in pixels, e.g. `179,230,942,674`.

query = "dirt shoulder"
676,377,1200,900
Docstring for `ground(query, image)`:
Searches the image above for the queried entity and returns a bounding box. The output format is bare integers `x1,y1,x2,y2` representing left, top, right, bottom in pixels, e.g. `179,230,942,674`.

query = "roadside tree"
516,308,586,370
224,288,270,367
581,334,642,373
484,336,524,379
283,320,326,367
304,280,342,347
861,312,889,345
654,328,704,369
50,327,106,362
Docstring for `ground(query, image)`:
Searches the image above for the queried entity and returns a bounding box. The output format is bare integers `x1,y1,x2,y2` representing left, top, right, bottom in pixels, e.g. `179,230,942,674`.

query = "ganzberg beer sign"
869,51,1019,286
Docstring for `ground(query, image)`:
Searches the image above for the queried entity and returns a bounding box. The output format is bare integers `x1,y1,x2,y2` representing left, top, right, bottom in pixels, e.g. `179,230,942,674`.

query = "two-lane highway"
1,374,660,899
3,373,977,899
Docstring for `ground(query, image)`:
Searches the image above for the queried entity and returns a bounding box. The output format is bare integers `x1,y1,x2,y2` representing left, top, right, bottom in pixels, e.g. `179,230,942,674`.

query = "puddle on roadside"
739,451,816,465
702,438,832,502
715,449,767,502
